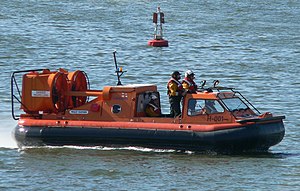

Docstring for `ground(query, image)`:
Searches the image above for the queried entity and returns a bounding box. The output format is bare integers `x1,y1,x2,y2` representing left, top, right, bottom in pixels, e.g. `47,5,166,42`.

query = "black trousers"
169,96,182,117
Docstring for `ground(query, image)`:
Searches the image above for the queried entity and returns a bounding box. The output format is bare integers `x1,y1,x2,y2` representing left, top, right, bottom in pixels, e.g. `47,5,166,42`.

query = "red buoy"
148,39,168,47
148,7,169,47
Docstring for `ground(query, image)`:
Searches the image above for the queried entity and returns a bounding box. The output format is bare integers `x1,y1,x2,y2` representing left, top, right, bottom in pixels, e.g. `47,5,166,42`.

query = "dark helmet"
171,71,181,79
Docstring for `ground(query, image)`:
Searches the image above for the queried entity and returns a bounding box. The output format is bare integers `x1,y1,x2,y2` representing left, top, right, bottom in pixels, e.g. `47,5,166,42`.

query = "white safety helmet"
185,70,195,78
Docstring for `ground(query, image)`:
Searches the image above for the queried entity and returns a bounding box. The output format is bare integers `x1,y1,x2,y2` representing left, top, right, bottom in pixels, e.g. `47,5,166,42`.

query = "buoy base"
148,39,169,47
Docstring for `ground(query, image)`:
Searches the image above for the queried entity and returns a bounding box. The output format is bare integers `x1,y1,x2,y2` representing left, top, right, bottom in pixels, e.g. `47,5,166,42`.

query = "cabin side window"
187,99,224,116
136,92,160,117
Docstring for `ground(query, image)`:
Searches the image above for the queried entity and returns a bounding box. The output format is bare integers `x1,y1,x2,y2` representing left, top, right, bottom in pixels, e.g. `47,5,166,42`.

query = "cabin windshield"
187,99,224,116
221,97,249,111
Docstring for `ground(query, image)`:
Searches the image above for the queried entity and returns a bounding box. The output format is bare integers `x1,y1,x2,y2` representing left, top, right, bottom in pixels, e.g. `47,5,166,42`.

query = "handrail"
232,90,260,114
198,83,261,116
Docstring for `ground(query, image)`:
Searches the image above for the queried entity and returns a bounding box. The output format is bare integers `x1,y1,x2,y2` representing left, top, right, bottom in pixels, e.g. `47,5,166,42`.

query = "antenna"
113,51,126,85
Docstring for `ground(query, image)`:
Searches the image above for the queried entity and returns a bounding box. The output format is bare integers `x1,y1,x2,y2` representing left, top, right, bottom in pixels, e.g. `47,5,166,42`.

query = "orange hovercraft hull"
11,68,285,152
13,117,285,152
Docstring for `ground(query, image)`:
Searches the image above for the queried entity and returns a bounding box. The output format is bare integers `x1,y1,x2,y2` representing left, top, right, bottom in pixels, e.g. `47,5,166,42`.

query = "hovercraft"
11,54,285,152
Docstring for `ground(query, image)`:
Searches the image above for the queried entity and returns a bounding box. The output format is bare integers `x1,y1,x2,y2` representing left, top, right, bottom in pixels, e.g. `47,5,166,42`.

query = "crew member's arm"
168,82,178,96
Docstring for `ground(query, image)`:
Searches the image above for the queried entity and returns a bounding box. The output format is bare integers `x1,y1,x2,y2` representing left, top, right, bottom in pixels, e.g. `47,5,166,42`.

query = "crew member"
167,71,185,117
182,70,197,93
145,95,161,117
182,70,198,113
205,100,217,114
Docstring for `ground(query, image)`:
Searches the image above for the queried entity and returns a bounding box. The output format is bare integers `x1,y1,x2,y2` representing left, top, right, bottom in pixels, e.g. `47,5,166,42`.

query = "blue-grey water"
1,0,300,190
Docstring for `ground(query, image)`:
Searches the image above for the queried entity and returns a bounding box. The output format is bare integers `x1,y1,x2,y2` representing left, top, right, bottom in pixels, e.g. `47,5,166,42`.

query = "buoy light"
148,7,169,47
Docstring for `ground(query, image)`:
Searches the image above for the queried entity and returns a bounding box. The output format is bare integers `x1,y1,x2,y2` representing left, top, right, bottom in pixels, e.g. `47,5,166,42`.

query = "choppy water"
0,0,300,190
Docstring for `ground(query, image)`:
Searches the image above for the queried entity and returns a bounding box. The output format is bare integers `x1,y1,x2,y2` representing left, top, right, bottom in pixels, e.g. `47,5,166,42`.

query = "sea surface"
0,0,300,190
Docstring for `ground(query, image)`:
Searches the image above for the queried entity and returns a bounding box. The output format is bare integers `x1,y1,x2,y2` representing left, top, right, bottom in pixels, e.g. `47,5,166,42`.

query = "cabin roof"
110,84,156,88
104,84,157,94
190,91,235,99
